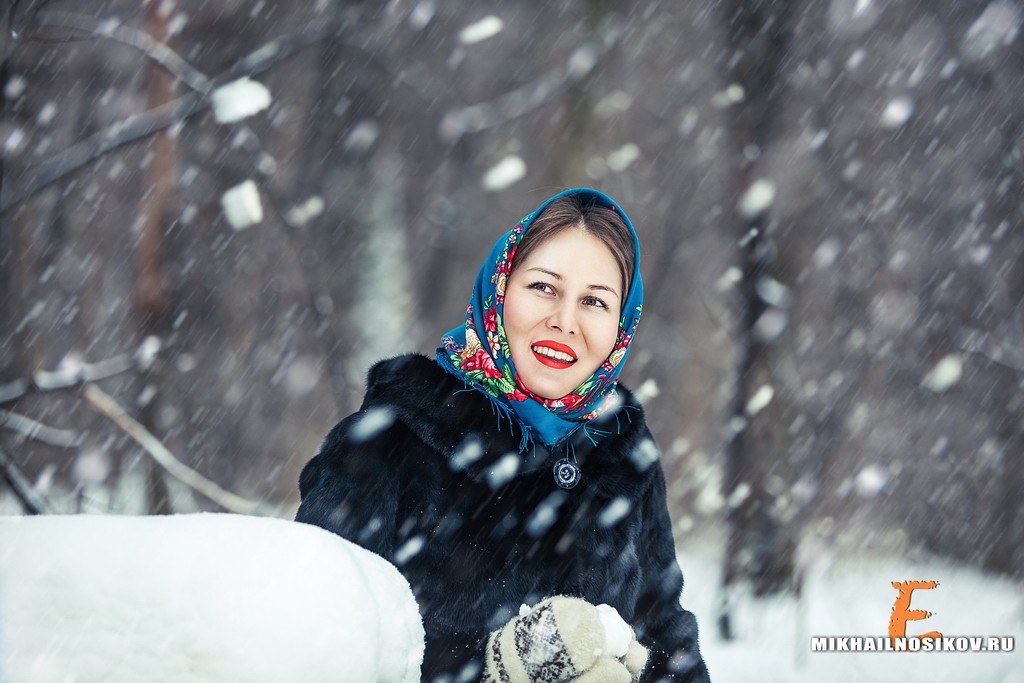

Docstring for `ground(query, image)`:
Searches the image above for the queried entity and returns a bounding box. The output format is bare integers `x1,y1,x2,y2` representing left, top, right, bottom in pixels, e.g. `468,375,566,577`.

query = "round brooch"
553,459,581,490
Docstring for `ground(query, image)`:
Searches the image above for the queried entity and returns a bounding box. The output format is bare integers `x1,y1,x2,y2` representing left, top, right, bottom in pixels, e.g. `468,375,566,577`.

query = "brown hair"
511,195,635,300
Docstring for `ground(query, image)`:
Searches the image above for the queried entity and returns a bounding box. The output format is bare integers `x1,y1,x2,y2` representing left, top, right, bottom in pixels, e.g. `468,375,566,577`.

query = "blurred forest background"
1,0,1022,625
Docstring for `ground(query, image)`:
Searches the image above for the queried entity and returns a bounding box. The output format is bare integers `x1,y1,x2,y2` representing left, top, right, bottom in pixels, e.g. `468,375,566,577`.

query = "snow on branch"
211,78,272,124
34,353,134,390
0,353,134,405
82,385,264,516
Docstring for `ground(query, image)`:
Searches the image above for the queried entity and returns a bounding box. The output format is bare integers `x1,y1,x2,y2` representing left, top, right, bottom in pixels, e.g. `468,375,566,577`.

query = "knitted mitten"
482,596,648,683
573,656,632,683
622,639,649,681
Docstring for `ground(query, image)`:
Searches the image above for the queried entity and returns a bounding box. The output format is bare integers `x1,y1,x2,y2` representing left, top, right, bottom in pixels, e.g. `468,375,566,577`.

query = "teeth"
532,345,576,363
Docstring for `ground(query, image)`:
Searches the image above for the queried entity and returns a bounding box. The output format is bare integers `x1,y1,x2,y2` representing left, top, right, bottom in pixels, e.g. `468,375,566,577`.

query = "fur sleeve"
294,411,402,560
632,460,711,682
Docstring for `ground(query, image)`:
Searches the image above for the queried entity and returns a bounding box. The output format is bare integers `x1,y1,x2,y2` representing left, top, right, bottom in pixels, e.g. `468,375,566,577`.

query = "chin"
535,386,572,401
522,372,580,401
514,353,588,400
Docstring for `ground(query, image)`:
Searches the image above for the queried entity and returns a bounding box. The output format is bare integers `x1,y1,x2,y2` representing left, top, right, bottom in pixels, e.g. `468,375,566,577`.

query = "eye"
528,281,555,295
583,295,609,310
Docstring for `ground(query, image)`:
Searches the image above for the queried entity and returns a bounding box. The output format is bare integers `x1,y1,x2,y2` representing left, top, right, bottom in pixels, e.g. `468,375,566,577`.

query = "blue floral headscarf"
437,188,644,449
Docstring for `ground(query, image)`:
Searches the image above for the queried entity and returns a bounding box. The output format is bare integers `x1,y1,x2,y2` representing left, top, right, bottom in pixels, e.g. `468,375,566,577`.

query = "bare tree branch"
957,274,1024,373
438,29,624,141
1,7,580,214
82,384,264,516
959,328,1024,372
33,10,212,92
0,91,205,212
0,15,351,213
0,11,360,214
0,446,50,515
0,409,78,447
1,0,15,200
0,379,29,404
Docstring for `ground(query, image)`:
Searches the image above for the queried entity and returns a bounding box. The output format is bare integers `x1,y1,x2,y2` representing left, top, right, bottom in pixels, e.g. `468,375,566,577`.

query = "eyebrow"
526,267,621,299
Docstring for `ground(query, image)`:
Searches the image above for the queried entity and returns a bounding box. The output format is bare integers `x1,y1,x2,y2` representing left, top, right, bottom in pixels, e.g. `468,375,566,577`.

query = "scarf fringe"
455,379,641,460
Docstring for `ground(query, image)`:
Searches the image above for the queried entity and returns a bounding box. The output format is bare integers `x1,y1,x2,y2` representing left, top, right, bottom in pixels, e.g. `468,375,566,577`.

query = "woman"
296,188,710,682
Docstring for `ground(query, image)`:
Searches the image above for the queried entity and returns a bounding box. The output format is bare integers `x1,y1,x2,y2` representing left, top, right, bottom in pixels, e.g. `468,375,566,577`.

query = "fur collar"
360,354,653,489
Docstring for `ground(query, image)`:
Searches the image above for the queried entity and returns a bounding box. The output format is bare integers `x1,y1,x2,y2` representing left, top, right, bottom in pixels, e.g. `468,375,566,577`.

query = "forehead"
517,229,619,282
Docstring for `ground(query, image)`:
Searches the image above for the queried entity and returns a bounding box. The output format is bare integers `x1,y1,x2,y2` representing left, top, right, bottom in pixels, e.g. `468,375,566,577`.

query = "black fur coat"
296,354,710,682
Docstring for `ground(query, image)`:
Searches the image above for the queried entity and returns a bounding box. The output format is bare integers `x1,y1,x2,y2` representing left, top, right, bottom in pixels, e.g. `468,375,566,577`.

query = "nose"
546,299,577,335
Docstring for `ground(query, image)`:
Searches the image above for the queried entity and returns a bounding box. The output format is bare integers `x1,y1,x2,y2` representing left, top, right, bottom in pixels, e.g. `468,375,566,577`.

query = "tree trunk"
718,0,797,639
137,0,177,515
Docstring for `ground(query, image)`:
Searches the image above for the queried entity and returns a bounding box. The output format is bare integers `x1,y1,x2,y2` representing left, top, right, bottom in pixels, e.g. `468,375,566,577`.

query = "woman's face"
503,228,622,400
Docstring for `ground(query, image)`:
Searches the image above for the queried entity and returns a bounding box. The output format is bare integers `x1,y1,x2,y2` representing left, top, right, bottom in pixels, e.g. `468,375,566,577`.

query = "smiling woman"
436,190,645,450
504,226,622,400
295,188,711,682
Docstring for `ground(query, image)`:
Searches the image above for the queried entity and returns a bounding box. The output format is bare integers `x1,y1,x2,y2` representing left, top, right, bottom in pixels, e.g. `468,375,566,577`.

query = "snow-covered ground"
680,535,1023,683
0,510,1019,683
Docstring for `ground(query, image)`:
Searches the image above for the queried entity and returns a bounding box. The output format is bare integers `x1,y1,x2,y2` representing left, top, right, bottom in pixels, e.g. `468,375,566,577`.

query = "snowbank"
0,513,424,683
680,536,1023,683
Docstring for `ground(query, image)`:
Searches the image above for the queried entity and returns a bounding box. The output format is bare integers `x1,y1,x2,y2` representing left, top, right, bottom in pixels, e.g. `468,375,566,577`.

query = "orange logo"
888,580,942,645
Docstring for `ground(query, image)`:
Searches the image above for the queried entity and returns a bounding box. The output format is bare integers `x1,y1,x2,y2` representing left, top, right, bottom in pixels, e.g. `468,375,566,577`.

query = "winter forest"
1,0,1022,681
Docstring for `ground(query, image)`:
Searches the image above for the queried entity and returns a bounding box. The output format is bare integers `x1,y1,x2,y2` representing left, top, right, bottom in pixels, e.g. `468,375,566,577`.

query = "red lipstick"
531,340,577,369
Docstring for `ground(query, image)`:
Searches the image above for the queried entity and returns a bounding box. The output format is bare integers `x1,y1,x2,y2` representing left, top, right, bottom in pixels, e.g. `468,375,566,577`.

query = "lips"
531,340,577,369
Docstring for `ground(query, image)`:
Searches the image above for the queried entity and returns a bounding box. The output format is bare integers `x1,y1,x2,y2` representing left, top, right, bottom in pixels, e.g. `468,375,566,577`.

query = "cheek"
587,317,619,359
501,291,529,343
